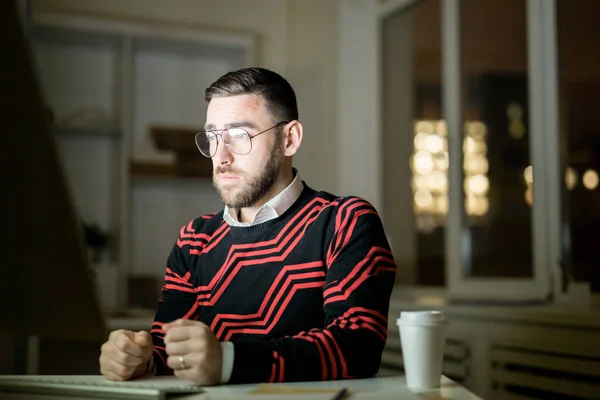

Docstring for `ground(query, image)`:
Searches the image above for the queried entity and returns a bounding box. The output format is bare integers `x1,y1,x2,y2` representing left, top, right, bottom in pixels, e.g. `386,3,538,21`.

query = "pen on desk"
330,387,349,400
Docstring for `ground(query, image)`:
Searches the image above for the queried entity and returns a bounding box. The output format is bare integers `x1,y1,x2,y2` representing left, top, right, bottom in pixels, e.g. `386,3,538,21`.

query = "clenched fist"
164,319,222,385
99,330,154,381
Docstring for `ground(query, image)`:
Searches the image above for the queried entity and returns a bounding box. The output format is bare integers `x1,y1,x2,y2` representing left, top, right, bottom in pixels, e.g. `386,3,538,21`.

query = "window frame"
444,0,560,302
338,0,564,301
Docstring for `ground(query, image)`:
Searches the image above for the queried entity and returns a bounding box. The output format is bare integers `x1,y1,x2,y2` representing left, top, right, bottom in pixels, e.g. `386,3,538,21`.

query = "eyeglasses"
195,121,288,158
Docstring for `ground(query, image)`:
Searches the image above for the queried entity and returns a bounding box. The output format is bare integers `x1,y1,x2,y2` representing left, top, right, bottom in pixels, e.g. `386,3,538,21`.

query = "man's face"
205,94,284,209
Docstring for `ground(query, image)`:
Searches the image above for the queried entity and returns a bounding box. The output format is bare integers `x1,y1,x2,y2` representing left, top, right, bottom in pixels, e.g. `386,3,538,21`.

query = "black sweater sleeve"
228,198,397,383
150,220,200,376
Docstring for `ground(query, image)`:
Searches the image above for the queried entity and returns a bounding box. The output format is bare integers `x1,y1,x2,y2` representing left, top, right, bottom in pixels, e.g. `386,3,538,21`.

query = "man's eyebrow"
204,121,258,131
226,121,258,130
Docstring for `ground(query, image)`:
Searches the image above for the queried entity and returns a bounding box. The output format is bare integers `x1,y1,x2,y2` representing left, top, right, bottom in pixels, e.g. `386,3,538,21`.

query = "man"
99,67,397,385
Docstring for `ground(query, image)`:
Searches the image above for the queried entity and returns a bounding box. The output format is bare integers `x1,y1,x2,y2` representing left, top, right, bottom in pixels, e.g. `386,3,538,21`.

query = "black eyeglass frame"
195,120,289,158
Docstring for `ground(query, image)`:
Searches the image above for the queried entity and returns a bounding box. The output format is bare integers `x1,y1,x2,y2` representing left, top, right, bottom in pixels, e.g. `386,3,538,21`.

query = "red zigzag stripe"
177,220,230,255
179,220,212,240
327,198,371,265
200,216,321,305
163,268,194,292
201,197,330,291
293,334,328,380
334,199,371,249
221,279,325,340
269,351,285,383
153,347,169,374
323,247,394,302
196,198,332,305
329,206,377,266
214,268,325,338
210,261,324,334
328,307,388,342
291,329,350,380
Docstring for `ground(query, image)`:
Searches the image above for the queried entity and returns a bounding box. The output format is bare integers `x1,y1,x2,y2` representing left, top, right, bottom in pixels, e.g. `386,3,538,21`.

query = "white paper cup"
397,311,448,390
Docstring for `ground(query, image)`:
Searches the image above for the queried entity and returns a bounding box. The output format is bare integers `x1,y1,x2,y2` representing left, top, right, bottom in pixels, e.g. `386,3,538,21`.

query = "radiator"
490,341,600,400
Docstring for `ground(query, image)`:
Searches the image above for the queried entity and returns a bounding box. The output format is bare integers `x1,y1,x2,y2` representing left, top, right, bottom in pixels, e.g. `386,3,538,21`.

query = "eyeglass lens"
195,128,252,157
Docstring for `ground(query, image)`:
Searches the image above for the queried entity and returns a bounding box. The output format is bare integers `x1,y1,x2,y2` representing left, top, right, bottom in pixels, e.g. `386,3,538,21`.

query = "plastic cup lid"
396,311,448,326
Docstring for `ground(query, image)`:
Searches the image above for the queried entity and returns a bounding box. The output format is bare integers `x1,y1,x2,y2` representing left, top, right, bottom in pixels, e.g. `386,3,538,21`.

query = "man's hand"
99,330,154,381
164,319,222,385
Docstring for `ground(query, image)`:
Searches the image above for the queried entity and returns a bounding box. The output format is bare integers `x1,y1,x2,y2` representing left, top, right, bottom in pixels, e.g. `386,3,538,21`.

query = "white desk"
0,375,481,400
196,376,482,399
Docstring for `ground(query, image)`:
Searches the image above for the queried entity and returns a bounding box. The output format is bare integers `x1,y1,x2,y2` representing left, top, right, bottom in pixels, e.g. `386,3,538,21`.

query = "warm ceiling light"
583,169,599,190
524,165,533,184
565,167,577,190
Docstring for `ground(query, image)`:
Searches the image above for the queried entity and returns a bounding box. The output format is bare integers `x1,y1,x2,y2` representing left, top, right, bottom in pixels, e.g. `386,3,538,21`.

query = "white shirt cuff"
220,341,234,383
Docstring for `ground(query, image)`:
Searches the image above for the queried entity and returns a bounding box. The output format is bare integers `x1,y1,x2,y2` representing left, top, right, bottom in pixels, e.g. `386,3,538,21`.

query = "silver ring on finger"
178,355,187,370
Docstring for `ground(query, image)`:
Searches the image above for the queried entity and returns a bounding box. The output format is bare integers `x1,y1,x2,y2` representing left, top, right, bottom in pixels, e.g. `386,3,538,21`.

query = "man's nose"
212,137,233,165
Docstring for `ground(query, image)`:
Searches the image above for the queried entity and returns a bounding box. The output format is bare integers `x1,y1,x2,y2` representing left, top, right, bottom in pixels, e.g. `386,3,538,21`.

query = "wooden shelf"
147,125,213,178
149,124,200,152
130,174,210,186
54,124,121,138
129,160,212,183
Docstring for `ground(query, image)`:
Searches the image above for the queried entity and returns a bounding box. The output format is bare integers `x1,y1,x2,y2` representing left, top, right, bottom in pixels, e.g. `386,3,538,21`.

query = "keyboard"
0,375,204,399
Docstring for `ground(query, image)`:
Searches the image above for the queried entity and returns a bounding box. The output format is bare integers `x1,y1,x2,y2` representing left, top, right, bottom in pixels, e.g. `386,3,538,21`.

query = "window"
344,0,583,301
444,0,555,300
459,0,533,279
381,0,445,286
557,0,600,292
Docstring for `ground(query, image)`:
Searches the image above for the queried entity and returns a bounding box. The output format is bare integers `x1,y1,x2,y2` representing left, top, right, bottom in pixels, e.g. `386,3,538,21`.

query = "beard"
213,136,284,209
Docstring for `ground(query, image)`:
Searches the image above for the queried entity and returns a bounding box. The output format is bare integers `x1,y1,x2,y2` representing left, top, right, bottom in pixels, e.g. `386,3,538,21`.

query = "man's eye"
206,133,217,141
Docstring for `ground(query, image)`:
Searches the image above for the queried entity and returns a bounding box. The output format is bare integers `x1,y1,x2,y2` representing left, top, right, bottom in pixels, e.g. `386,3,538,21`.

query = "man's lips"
218,173,239,180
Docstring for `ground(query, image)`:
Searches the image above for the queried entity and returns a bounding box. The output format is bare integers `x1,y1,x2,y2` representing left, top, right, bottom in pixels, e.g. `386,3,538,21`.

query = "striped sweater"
150,183,397,383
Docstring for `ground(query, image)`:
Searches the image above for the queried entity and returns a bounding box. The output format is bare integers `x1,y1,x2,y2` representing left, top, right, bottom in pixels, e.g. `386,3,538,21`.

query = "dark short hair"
205,67,298,122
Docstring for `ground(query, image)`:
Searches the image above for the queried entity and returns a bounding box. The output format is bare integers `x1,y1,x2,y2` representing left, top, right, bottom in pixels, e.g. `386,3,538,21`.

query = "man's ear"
284,120,303,157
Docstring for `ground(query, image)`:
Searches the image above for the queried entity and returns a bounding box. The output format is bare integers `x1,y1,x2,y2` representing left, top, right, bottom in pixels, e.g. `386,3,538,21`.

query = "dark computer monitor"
0,1,108,344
